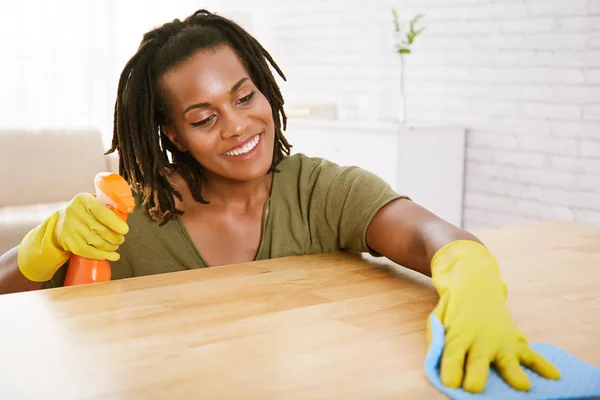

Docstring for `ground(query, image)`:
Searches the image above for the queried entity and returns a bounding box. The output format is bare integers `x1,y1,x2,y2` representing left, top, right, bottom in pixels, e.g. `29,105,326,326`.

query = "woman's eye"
191,115,215,127
237,90,255,105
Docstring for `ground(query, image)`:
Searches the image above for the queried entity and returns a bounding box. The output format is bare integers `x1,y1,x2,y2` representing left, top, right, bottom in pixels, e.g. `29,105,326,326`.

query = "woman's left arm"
366,198,481,277
365,198,560,394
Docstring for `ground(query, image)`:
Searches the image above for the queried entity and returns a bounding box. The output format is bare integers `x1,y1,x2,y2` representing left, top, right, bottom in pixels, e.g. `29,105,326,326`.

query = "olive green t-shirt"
45,153,406,288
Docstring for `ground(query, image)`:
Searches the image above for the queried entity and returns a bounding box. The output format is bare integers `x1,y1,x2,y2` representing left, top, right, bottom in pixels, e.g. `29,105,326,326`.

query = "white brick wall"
205,0,600,230
404,0,600,230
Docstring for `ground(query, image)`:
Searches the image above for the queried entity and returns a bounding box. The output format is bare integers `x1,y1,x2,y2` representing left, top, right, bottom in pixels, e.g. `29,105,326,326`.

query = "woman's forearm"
366,199,485,277
419,217,484,263
0,246,44,295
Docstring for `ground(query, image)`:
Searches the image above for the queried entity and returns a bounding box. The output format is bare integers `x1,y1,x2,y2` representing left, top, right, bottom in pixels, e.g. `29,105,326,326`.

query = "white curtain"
0,0,217,149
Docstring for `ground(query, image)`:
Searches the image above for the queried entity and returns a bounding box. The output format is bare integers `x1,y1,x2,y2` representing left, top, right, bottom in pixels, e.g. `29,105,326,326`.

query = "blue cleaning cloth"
425,315,600,399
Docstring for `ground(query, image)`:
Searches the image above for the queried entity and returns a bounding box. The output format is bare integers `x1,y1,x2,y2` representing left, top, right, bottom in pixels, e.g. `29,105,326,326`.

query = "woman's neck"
199,170,273,211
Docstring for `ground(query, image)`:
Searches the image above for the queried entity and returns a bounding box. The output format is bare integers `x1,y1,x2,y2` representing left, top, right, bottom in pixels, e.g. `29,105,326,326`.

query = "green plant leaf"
392,9,401,33
409,14,424,31
394,12,425,55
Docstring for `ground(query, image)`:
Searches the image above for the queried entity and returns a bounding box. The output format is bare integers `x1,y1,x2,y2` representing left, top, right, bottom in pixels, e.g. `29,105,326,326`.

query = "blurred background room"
1,0,599,254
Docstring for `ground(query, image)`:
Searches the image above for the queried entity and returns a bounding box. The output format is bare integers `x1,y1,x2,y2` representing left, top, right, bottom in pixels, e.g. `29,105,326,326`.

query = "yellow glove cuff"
17,213,70,282
430,239,507,299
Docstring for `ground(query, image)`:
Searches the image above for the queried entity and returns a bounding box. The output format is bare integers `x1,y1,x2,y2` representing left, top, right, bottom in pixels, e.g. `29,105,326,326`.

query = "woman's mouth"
223,133,262,158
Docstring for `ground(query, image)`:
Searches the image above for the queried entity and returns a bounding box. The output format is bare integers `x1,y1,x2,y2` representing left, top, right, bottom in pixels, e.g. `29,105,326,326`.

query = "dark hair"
105,9,291,225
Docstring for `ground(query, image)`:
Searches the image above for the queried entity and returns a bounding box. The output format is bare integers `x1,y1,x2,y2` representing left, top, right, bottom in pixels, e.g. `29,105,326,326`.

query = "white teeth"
225,135,259,156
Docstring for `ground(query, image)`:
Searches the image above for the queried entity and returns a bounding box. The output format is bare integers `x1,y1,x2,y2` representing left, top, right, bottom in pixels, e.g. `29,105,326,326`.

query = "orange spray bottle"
63,172,135,286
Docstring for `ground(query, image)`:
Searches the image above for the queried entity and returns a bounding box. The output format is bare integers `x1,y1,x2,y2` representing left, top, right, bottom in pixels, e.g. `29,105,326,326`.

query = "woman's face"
160,45,275,183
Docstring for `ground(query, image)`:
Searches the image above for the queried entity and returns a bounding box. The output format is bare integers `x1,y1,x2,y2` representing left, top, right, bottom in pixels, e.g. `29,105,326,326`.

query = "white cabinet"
283,119,466,228
283,121,400,189
395,127,466,229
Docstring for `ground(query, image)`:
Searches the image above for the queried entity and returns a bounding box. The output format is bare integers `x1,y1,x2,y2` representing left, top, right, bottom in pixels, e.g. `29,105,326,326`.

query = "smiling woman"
160,47,277,185
2,8,560,395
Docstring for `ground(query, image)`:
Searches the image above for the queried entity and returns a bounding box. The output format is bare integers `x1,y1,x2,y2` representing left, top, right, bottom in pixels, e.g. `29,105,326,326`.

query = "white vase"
398,54,406,125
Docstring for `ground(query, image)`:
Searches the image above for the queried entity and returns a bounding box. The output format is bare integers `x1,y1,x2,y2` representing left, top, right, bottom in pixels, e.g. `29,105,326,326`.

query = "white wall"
206,0,600,230
408,1,600,230
0,0,113,135
0,0,205,149
2,0,599,230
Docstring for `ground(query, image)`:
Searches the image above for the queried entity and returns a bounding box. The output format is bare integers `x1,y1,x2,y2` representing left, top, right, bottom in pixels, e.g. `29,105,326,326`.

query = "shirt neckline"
174,170,279,269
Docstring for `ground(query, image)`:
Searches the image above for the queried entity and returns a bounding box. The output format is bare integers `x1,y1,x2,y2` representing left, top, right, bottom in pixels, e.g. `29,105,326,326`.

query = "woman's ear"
162,125,187,152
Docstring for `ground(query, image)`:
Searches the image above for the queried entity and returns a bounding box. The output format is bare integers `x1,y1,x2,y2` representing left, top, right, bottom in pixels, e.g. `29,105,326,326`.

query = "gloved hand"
17,193,130,282
427,240,560,393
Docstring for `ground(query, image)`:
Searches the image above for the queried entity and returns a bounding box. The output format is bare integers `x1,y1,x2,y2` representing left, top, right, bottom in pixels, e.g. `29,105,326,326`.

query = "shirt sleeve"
304,157,409,255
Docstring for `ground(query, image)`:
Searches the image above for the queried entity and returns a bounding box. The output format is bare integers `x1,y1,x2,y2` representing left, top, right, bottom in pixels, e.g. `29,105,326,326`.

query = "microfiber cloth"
425,315,600,399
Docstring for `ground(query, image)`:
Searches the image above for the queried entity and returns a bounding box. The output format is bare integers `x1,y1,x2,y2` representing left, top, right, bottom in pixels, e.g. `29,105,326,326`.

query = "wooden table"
1,221,599,399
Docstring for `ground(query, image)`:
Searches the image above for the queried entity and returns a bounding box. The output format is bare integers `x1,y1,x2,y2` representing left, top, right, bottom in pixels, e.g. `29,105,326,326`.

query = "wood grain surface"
0,220,598,399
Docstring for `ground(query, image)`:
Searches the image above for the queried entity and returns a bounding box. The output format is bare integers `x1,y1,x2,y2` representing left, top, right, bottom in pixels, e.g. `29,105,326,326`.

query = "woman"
0,9,558,393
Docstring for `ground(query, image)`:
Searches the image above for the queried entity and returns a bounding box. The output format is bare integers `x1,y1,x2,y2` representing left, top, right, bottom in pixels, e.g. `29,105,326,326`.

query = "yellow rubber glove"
18,193,129,282
427,240,560,393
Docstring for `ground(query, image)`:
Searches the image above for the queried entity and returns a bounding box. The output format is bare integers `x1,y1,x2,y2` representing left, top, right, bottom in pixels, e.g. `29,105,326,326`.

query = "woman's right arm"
0,246,44,294
0,193,128,295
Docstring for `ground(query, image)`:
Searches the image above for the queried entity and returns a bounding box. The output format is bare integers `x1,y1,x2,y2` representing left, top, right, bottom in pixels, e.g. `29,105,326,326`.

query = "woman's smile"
222,132,263,159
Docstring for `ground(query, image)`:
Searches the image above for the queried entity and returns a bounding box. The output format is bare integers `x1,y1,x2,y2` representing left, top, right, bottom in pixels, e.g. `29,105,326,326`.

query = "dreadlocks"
105,9,291,225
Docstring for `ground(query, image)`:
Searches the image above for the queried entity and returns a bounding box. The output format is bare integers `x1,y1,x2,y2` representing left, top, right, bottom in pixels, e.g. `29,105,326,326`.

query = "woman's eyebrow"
230,77,249,94
183,77,250,115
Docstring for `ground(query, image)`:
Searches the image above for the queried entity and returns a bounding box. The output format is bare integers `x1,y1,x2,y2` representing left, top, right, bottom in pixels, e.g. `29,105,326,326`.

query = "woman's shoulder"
275,152,401,203
273,152,394,203
277,153,346,176
277,152,383,183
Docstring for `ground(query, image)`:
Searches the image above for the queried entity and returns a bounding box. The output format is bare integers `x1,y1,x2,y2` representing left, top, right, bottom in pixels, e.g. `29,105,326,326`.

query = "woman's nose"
220,108,247,139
